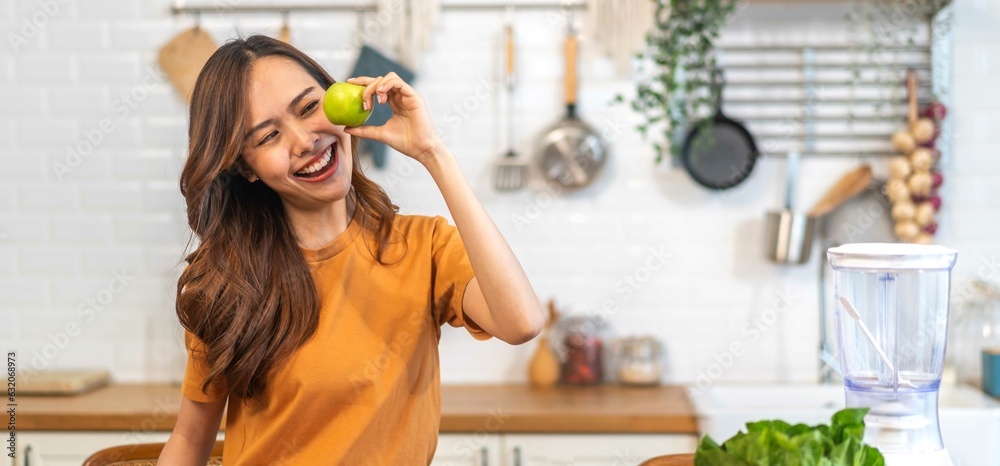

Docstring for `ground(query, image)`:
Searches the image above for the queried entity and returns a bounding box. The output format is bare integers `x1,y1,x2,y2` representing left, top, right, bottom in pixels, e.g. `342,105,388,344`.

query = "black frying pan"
681,69,759,190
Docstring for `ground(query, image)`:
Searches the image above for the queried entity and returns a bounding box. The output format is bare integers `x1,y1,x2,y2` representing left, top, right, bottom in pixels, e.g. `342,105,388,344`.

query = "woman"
158,35,544,465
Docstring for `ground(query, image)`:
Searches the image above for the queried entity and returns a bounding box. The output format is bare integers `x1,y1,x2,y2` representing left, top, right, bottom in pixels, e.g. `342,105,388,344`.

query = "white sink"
688,384,1000,466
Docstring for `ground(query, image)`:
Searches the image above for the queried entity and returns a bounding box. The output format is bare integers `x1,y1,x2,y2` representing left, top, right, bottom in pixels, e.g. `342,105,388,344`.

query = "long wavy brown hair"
176,35,397,405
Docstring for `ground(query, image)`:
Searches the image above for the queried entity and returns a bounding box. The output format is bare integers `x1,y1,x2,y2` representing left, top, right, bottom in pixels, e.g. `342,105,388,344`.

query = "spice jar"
616,336,663,386
555,315,605,385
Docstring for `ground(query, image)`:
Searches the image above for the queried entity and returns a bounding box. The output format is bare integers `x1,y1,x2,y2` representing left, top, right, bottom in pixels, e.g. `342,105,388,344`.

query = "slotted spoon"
493,5,526,191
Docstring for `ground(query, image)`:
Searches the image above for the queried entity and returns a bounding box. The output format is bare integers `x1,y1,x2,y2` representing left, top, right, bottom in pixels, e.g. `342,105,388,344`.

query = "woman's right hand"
342,72,444,165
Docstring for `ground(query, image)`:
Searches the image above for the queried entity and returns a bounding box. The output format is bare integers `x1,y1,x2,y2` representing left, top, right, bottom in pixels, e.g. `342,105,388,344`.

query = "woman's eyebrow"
243,86,317,141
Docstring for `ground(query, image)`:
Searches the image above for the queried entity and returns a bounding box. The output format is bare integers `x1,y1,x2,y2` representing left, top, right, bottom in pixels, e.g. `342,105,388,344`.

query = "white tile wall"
19,246,80,275
48,86,111,118
52,215,111,244
19,184,79,211
0,87,45,117
18,118,76,148
0,151,46,180
46,22,107,52
0,0,997,388
15,55,75,85
81,182,142,211
0,248,17,276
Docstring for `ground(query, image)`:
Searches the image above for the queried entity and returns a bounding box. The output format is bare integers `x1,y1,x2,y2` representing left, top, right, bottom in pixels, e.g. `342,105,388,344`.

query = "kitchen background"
0,0,997,390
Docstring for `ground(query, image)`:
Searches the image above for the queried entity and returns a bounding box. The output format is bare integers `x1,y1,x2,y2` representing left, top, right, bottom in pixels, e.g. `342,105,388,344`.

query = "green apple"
323,82,372,127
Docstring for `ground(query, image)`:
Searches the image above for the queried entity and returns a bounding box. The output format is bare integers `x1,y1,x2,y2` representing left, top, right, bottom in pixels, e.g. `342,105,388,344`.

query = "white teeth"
296,145,334,175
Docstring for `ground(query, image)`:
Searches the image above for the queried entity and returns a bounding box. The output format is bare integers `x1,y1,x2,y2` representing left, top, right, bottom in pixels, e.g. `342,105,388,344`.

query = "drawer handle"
479,446,488,466
513,446,522,466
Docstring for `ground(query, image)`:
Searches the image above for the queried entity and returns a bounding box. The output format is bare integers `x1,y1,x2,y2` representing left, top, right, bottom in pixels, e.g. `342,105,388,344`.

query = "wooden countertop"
438,384,697,434
19,383,698,434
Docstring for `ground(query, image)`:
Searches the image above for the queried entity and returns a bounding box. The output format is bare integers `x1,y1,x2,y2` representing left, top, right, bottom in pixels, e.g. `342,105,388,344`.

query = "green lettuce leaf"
694,408,885,466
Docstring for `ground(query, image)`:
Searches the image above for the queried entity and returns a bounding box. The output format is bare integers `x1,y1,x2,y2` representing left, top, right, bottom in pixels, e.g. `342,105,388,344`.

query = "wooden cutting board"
19,370,110,396
157,27,218,104
640,454,694,465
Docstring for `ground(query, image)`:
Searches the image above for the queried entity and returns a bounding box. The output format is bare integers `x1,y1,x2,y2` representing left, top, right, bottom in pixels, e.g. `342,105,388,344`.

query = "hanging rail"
170,1,587,15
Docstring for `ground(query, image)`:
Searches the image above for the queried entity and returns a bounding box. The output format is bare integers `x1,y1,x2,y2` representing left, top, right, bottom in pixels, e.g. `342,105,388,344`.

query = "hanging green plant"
845,0,953,116
613,0,738,163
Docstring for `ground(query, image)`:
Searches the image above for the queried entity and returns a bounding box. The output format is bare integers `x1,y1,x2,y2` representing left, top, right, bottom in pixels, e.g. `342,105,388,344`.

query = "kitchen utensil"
278,11,291,43
765,152,815,264
534,13,608,190
838,296,896,374
350,9,415,169
681,69,759,190
528,299,560,387
822,179,896,246
828,243,958,466
494,6,527,192
808,164,873,218
19,369,110,396
157,26,218,104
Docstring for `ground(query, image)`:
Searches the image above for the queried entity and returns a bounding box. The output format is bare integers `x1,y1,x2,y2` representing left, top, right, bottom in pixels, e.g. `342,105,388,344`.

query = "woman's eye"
257,130,278,146
302,100,319,116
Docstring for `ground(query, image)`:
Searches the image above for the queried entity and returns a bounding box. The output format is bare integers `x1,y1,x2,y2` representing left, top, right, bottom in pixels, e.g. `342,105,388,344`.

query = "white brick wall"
0,0,996,387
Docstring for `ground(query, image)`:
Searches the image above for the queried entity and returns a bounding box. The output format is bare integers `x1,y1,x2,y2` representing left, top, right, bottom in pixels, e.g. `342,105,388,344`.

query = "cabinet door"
434,433,502,466
18,432,173,466
502,434,698,466
16,431,223,465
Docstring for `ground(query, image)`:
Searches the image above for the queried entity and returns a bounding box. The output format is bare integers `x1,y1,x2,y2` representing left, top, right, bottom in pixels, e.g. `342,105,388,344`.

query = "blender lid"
827,243,957,270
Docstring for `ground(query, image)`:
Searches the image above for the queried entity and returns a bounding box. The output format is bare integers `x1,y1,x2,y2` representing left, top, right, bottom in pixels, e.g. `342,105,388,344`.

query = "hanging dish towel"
584,0,658,79
373,0,440,70
350,44,416,169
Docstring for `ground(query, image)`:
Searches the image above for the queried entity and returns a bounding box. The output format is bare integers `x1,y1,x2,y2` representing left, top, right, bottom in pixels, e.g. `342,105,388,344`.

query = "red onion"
931,172,943,188
922,101,948,121
929,195,942,211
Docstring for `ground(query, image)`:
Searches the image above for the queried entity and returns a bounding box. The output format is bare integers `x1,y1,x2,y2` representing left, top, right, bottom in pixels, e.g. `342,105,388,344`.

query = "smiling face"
240,55,353,212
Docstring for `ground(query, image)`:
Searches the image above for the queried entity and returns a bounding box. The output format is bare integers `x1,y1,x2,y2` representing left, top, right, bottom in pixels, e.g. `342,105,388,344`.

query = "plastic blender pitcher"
828,243,957,466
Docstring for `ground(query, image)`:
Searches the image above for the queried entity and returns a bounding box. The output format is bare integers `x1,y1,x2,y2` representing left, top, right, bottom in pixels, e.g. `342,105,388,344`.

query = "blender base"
882,449,953,466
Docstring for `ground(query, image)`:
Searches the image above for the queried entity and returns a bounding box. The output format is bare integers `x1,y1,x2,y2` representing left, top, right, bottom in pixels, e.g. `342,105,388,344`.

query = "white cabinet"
501,434,698,466
16,432,168,466
13,431,223,466
17,431,695,465
432,434,698,466
434,433,502,466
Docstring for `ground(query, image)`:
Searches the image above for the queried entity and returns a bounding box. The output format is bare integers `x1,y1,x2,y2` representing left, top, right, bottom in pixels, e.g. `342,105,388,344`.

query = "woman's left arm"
425,149,545,345
344,73,545,345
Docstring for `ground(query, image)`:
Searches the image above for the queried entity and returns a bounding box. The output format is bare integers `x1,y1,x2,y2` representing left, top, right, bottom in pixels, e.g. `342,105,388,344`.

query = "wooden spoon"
278,11,292,44
808,164,873,218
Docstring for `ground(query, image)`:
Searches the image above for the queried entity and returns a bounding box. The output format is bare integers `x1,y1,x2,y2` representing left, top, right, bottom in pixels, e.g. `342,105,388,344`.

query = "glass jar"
949,280,1000,388
616,336,663,386
555,315,605,385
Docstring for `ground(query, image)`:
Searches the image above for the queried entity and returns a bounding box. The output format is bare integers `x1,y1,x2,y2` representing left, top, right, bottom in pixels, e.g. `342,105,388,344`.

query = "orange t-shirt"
181,213,492,465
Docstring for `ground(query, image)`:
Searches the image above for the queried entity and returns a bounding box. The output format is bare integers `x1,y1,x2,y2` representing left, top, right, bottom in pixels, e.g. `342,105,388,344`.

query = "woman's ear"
234,158,259,183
